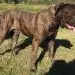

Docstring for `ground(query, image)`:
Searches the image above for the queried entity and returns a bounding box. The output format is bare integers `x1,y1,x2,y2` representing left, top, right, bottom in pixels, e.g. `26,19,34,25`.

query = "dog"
0,8,59,71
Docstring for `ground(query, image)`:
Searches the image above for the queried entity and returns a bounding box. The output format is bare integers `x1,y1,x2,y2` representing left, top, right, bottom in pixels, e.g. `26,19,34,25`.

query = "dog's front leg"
30,37,40,72
48,39,55,63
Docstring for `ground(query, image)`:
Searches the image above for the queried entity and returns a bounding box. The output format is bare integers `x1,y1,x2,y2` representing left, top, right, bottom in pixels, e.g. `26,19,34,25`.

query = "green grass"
0,4,75,75
0,3,50,13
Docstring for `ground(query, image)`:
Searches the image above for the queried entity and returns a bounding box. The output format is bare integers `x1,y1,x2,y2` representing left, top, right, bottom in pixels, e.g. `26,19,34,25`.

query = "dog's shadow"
35,39,73,68
0,38,32,55
0,38,73,70
53,39,73,57
0,38,72,54
0,38,73,62
44,60,75,75
16,38,72,54
55,39,72,49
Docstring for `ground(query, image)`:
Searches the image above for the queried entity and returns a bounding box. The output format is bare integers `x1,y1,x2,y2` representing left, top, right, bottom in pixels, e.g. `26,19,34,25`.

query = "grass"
0,4,75,75
0,3,50,13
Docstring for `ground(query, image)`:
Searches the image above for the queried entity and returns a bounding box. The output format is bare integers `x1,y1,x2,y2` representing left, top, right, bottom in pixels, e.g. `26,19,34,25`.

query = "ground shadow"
0,49,11,55
36,39,72,62
45,60,75,75
15,38,72,55
53,39,73,57
0,38,32,55
0,38,72,57
15,37,32,54
55,39,73,49
0,38,73,71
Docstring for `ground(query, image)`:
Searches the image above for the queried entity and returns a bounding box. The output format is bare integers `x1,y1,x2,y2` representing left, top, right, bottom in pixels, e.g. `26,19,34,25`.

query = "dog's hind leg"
0,31,7,45
11,30,20,55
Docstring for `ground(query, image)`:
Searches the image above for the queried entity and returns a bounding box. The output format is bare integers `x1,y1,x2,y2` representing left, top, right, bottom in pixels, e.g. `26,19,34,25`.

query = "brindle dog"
55,3,75,29
0,8,59,71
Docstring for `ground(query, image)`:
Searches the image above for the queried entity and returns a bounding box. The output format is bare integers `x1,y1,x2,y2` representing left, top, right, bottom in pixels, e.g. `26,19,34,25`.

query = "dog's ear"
55,3,65,13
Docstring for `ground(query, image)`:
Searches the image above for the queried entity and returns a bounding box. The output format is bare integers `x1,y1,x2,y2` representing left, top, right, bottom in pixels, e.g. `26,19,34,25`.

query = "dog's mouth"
64,23,75,32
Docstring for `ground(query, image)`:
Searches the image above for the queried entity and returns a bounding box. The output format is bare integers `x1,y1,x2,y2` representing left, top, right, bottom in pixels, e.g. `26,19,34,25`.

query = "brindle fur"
0,8,59,71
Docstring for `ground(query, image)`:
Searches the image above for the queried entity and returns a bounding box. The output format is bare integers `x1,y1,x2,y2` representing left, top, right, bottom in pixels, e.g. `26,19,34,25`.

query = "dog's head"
55,3,66,28
55,3,75,32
